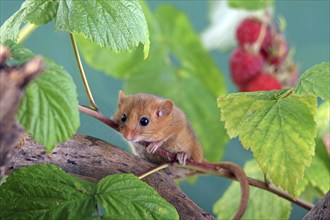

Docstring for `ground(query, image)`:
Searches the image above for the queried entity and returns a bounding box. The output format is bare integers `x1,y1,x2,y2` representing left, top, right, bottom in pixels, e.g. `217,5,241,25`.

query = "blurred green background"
1,0,329,219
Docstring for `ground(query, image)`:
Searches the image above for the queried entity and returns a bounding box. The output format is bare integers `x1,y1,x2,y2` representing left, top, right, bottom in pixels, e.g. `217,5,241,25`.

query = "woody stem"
78,104,314,211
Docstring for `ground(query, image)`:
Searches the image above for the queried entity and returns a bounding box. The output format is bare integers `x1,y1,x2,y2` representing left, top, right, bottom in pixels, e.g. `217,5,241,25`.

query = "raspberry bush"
1,1,329,220
230,16,298,92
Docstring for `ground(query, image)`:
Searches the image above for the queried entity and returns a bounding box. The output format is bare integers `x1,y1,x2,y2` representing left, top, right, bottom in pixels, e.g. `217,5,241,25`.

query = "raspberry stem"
252,16,268,53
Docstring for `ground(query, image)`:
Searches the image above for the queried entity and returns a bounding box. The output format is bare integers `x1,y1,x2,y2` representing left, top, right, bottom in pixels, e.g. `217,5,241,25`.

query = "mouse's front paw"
146,142,161,154
176,152,188,165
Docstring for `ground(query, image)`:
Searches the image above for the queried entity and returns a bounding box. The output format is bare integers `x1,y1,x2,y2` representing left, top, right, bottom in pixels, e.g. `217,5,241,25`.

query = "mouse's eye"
121,114,127,123
139,117,149,126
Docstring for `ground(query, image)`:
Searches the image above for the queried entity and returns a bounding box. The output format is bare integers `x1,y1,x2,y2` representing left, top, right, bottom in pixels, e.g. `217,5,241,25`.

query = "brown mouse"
112,91,249,219
112,90,203,166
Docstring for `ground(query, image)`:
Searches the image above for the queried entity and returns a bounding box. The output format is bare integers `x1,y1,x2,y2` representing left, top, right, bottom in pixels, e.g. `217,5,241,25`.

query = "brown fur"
112,91,203,164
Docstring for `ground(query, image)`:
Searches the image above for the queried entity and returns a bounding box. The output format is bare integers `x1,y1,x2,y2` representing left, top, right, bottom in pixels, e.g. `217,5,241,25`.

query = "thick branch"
79,105,314,211
303,191,330,220
0,45,44,177
6,134,214,220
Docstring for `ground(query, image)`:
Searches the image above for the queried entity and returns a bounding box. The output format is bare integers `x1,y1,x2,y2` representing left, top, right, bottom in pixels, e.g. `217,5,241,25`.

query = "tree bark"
0,45,44,177
303,191,330,220
6,134,215,220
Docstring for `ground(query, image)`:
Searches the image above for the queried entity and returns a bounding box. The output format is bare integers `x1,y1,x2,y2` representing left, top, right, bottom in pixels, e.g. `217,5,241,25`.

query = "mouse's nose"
124,130,138,142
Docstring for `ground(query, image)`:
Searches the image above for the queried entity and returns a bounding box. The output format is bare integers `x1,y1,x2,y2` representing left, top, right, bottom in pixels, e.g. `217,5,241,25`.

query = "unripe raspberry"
276,62,299,87
262,33,288,66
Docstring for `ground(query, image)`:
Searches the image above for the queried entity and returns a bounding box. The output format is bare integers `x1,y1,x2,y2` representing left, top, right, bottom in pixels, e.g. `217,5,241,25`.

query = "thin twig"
78,104,314,211
138,164,170,180
247,178,313,211
176,159,314,210
70,33,98,110
78,105,118,130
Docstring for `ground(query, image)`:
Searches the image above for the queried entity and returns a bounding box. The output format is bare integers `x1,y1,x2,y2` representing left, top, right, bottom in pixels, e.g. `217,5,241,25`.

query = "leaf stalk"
70,33,98,110
138,164,170,179
17,23,37,44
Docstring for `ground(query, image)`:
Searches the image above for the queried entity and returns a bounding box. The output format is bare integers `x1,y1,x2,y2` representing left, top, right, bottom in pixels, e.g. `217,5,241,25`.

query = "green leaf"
0,1,58,43
77,4,228,162
0,164,96,219
0,8,25,43
295,174,309,197
75,33,145,78
154,6,225,96
97,174,179,219
228,0,274,10
56,0,149,57
22,0,58,25
304,102,330,195
294,62,330,100
217,91,317,196
213,160,291,219
305,145,330,195
1,0,149,56
74,2,158,78
0,165,178,220
315,101,330,137
299,184,324,203
5,41,80,152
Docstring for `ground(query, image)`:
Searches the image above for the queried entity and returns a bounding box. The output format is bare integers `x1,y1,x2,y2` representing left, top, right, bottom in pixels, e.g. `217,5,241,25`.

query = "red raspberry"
236,17,272,49
261,33,288,65
240,72,282,92
230,48,264,86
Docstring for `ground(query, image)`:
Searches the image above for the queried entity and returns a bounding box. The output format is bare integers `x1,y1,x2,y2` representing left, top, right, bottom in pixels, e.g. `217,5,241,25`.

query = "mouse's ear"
157,99,173,117
118,90,125,106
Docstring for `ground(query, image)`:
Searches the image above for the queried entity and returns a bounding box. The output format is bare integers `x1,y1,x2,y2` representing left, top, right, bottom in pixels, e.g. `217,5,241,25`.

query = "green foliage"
0,0,58,42
305,143,330,195
5,41,80,152
56,0,149,56
152,6,225,96
227,0,274,10
76,3,228,162
0,165,96,219
315,101,330,138
0,8,25,43
21,0,58,25
299,184,324,203
213,160,291,219
304,102,330,195
0,0,150,57
294,62,330,100
217,90,317,196
0,165,178,220
218,62,330,197
1,1,327,218
97,174,179,219
75,34,145,78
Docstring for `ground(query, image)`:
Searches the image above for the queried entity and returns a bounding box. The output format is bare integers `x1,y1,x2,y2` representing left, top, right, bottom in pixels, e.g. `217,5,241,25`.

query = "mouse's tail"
214,161,249,220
